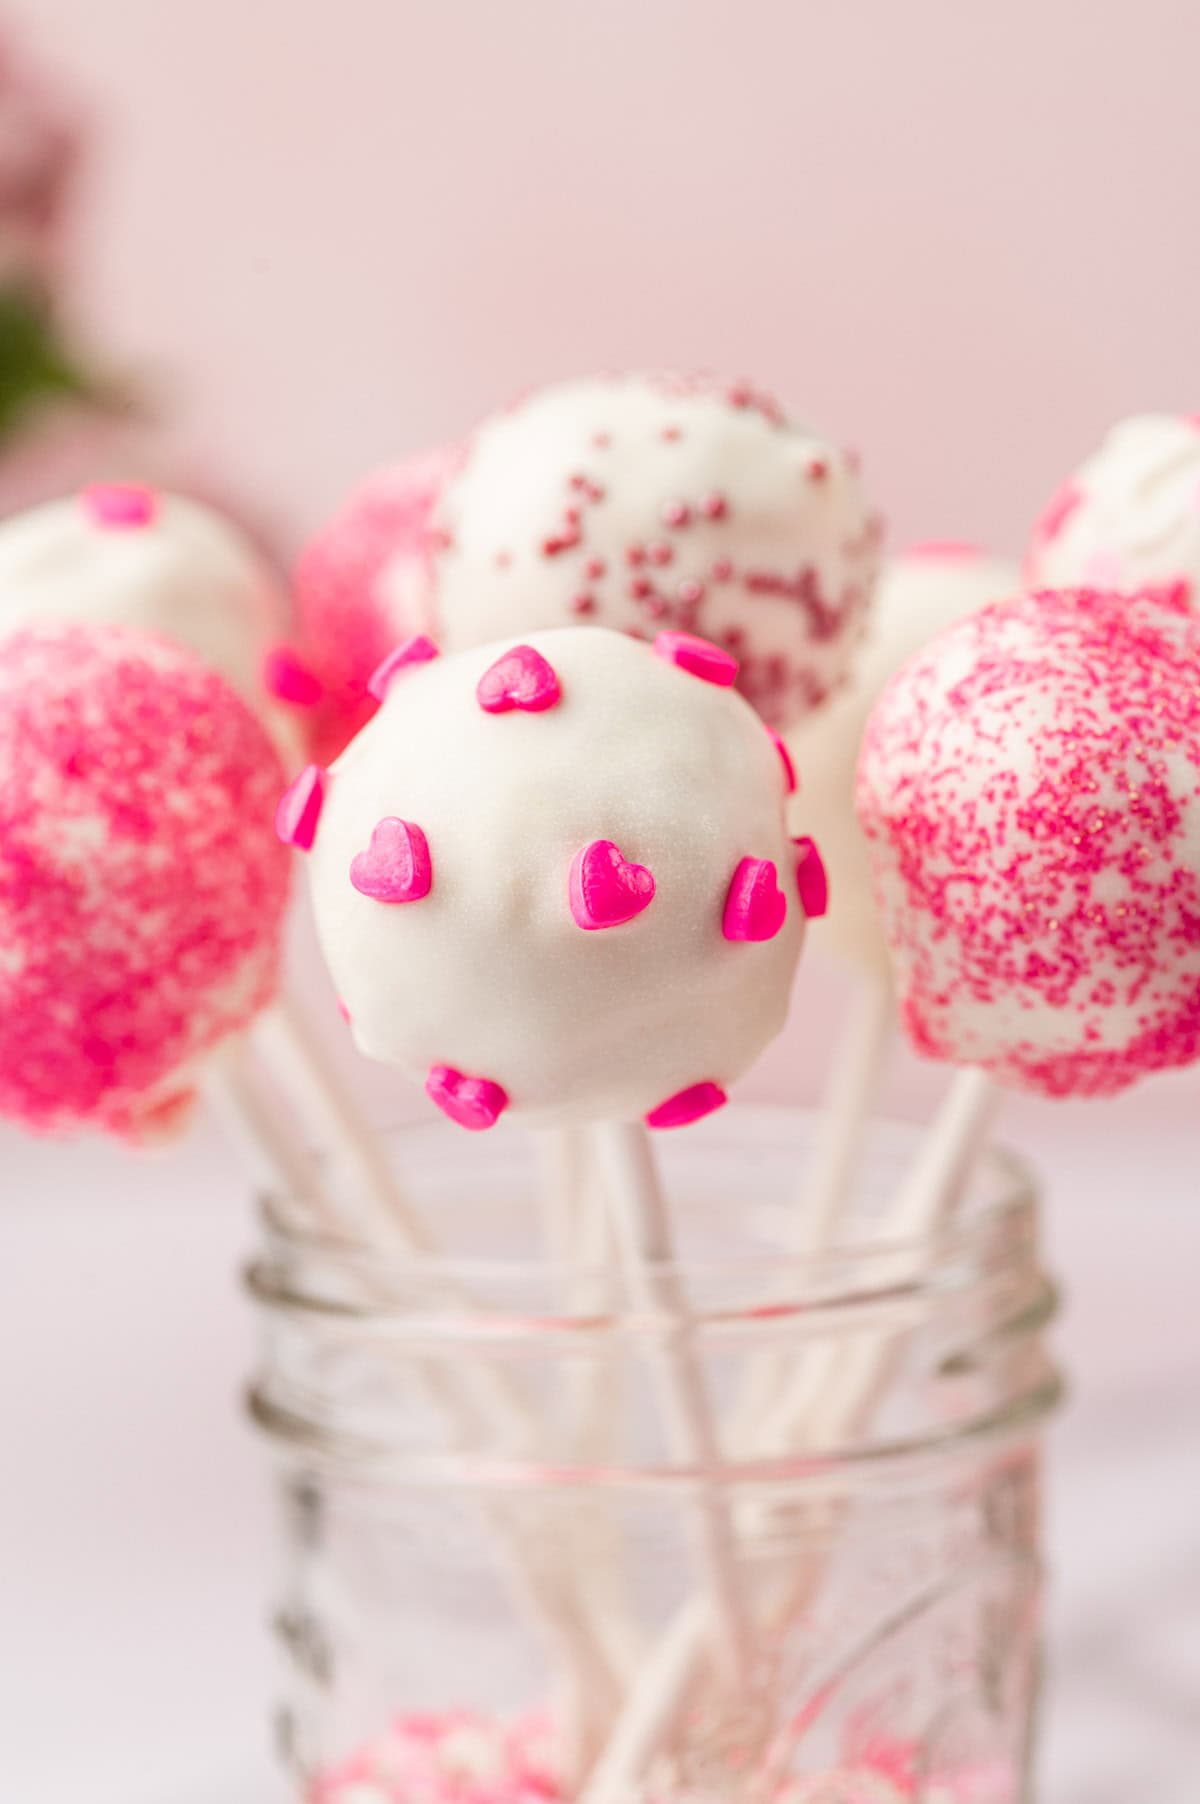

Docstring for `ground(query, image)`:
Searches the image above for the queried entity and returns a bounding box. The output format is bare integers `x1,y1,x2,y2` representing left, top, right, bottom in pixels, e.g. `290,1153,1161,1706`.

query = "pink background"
14,0,1200,553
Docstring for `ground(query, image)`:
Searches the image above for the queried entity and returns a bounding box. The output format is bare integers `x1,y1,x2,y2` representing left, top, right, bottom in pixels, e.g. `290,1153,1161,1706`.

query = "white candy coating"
429,374,881,728
0,487,294,739
305,627,803,1129
787,546,1019,973
1026,413,1200,596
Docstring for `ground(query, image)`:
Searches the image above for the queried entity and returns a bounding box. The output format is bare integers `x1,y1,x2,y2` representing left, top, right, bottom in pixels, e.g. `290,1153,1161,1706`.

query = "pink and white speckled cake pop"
288,625,810,1131
292,375,881,753
1026,414,1200,600
311,1709,561,1804
0,485,304,746
292,446,462,757
0,624,291,1140
857,588,1200,1097
787,544,1019,974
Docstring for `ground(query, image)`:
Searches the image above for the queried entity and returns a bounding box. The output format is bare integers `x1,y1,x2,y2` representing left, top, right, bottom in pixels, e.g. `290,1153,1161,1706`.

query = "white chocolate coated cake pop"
0,625,291,1140
787,544,1019,974
0,484,303,742
857,588,1200,1097
288,626,815,1131
1026,413,1200,599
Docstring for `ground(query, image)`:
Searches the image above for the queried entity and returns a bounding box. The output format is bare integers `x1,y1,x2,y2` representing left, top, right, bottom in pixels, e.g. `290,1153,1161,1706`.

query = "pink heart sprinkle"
766,726,797,793
646,1080,728,1130
261,644,323,706
654,630,738,686
476,644,561,713
81,482,158,529
350,818,433,902
723,857,787,942
275,764,326,850
368,634,440,701
793,835,829,918
426,1064,508,1131
569,839,656,930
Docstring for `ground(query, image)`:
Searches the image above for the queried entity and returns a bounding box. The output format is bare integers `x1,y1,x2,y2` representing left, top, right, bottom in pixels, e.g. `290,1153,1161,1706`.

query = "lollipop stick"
579,1069,1000,1801
591,1121,751,1685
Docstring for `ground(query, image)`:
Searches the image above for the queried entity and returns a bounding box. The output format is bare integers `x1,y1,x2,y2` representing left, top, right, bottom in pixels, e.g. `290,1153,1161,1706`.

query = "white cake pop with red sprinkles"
289,625,814,1131
1026,413,1200,601
787,543,1019,974
0,484,307,742
857,587,1200,1097
0,624,291,1141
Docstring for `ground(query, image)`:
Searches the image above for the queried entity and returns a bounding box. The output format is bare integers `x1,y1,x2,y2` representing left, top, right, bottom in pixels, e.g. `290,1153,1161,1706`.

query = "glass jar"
245,1108,1061,1804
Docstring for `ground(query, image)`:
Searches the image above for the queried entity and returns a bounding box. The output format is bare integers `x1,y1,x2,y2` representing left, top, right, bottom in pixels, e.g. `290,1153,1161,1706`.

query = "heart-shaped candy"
722,857,787,942
654,630,738,687
793,835,829,918
275,763,326,851
476,644,561,714
368,634,440,702
645,1080,728,1130
569,839,656,930
426,1064,508,1131
350,817,433,902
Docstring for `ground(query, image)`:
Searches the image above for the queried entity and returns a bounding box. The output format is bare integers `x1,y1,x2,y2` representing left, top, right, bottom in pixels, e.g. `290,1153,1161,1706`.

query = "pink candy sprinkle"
646,1080,728,1129
261,644,324,707
793,836,829,917
767,726,797,793
477,645,562,714
723,857,787,941
80,482,158,529
368,634,440,701
275,764,326,851
350,818,433,903
654,630,738,686
569,839,656,929
426,1065,509,1131
661,498,691,528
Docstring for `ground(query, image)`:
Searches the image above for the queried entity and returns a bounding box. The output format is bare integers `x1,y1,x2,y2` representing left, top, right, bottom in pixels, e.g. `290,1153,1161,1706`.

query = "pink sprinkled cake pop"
0,625,291,1140
292,625,810,1131
293,374,881,754
311,1709,561,1804
857,588,1200,1097
1025,414,1200,600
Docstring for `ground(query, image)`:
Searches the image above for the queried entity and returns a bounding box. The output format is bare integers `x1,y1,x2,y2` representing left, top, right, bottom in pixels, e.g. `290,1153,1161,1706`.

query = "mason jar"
245,1108,1061,1804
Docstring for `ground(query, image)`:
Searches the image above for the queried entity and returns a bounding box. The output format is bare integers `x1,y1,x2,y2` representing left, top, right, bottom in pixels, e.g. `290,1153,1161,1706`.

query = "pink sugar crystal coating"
426,1065,508,1131
275,763,326,851
350,818,433,903
292,445,463,756
646,1079,728,1128
569,838,656,929
81,482,158,529
368,633,440,701
654,628,738,686
793,836,829,918
858,587,1200,1097
0,625,290,1140
723,856,787,941
261,643,324,706
476,643,562,714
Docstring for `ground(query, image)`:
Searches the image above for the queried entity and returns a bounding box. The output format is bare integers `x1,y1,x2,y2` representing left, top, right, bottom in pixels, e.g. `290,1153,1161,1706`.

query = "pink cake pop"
311,1709,561,1804
857,587,1200,1096
0,624,291,1140
288,625,811,1131
292,374,882,756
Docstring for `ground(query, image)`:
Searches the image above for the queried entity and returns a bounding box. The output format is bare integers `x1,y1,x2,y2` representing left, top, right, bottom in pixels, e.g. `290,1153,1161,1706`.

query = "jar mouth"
244,1106,1041,1338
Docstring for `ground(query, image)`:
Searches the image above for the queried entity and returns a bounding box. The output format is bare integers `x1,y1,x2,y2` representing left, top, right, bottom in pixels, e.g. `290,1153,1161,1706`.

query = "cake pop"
787,544,1019,974
0,484,305,748
1026,413,1200,600
0,624,291,1140
290,625,810,1130
293,374,882,754
857,587,1200,1096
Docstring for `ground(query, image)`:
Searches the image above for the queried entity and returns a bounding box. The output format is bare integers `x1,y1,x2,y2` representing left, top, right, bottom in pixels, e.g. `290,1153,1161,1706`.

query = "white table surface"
2,1073,1197,1804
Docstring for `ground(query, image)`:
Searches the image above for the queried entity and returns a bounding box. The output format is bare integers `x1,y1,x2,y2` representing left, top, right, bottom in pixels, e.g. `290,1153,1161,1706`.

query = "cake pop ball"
1026,413,1200,599
787,544,1019,974
857,587,1200,1097
0,485,304,747
296,625,807,1130
0,624,291,1140
428,374,881,729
